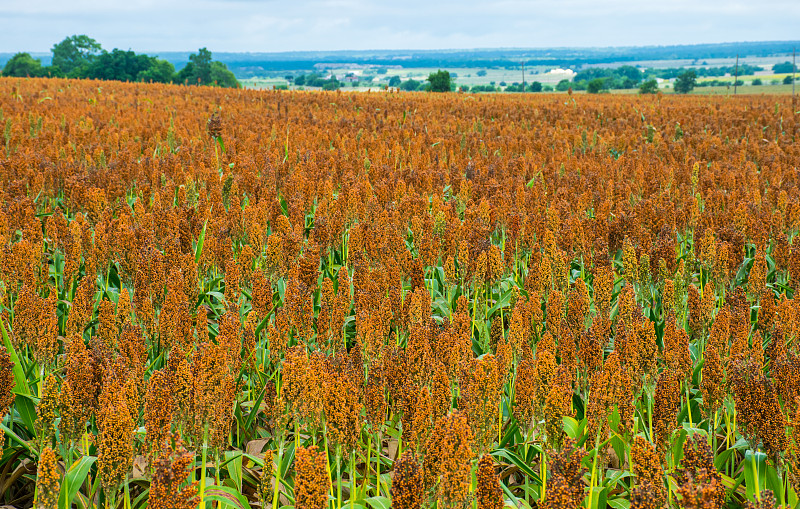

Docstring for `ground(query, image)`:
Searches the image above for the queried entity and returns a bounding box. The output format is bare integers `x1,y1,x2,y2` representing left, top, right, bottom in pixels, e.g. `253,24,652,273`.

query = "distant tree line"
646,64,763,79
1,35,238,88
773,61,798,73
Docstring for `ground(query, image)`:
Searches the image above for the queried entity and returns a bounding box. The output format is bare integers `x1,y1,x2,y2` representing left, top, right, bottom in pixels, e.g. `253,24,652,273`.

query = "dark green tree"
138,59,176,83
51,35,102,76
84,49,154,82
176,48,238,88
555,79,571,92
400,79,421,91
388,75,402,87
586,78,605,94
189,47,213,84
210,61,239,88
773,62,797,74
751,78,762,86
639,79,658,94
427,70,451,92
529,81,542,92
2,53,43,77
673,70,697,94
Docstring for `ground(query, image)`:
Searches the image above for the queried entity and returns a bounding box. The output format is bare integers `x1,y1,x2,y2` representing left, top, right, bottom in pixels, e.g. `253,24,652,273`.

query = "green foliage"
138,59,176,83
573,65,642,90
177,48,239,88
751,78,762,86
586,78,605,94
470,84,496,93
556,79,571,91
674,70,697,94
783,75,795,85
84,49,157,82
400,79,421,91
388,75,402,87
639,79,658,94
51,35,102,76
476,69,487,77
772,61,797,73
529,81,542,92
427,69,451,92
2,53,43,77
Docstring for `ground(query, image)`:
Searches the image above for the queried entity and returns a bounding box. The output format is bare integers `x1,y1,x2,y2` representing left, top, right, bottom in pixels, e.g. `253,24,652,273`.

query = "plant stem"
350,449,356,509
336,445,343,509
375,430,381,497
198,424,208,509
754,451,761,503
271,439,283,509
540,449,547,504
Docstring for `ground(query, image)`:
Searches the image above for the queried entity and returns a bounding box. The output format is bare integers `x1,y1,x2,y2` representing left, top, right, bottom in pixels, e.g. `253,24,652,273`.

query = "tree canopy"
2,53,43,77
673,70,697,94
427,70,451,92
5,36,238,89
52,35,102,76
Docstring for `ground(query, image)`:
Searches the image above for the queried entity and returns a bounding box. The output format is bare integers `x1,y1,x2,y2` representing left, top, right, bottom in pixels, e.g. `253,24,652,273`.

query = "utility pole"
522,61,525,92
793,47,796,98
733,54,739,95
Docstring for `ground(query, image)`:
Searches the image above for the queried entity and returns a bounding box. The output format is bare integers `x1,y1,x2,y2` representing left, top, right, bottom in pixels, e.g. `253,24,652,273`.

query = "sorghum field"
0,78,799,509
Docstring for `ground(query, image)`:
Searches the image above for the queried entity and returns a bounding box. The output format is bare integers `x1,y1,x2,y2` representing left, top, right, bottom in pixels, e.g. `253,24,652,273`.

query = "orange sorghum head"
294,445,329,509
391,450,424,509
476,454,503,509
36,446,61,509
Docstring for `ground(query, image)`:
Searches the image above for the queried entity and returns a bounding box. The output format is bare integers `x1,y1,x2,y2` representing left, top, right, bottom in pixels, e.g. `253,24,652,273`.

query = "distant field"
242,65,797,95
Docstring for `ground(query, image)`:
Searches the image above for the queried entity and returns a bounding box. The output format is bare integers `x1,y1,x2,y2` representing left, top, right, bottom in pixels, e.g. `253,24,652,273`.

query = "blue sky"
1,0,798,53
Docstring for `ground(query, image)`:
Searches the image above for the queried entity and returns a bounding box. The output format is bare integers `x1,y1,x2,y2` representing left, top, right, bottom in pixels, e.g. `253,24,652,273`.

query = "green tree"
176,48,238,88
138,59,176,83
639,79,658,94
784,75,795,85
210,61,239,88
388,75,402,87
400,79,421,91
476,69,487,77
2,52,43,77
773,62,797,74
529,81,542,92
189,48,213,84
751,78,762,86
85,49,154,82
51,35,102,76
555,79,571,92
427,70,451,92
586,78,605,94
673,70,697,94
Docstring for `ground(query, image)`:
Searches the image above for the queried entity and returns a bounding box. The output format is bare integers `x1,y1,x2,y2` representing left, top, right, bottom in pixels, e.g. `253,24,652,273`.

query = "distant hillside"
2,41,798,79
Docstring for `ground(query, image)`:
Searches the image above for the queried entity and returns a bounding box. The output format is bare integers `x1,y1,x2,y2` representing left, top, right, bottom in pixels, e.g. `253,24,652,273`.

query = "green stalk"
324,425,333,509
271,439,283,509
124,475,131,509
374,430,381,497
540,449,547,504
198,424,208,509
685,381,694,428
350,449,356,509
336,445,343,509
588,431,601,509
363,434,371,496
753,451,761,503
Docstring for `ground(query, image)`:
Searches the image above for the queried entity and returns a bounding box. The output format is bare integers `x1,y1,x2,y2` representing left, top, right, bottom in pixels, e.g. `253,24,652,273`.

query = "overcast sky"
1,0,798,53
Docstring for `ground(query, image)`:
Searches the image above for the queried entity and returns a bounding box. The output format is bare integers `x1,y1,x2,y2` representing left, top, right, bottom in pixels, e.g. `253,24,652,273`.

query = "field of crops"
0,78,799,509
